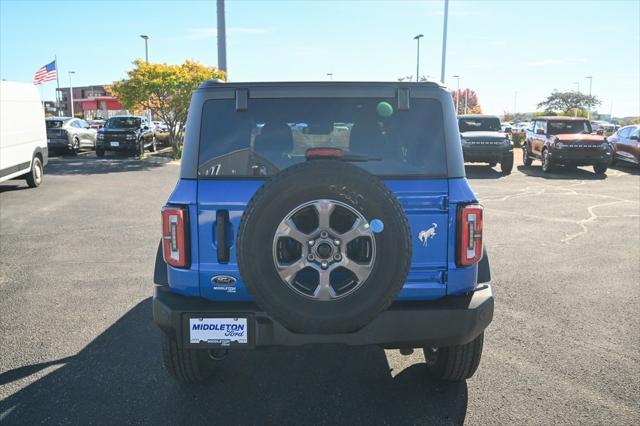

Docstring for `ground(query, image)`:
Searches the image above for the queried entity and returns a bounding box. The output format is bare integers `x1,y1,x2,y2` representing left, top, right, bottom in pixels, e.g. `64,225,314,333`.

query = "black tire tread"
161,332,213,383
424,332,484,381
237,160,411,333
500,152,514,174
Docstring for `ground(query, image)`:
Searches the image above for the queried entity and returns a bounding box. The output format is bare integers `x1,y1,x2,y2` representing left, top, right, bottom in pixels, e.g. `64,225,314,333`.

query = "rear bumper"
153,285,494,349
97,140,136,151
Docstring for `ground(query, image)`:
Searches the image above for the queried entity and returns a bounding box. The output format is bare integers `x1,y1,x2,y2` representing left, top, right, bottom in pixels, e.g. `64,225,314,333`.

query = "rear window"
458,117,501,132
547,120,592,135
46,120,67,129
105,117,141,129
198,98,446,178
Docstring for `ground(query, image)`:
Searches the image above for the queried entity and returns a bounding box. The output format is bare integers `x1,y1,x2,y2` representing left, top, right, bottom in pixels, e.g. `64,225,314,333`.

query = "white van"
0,81,48,187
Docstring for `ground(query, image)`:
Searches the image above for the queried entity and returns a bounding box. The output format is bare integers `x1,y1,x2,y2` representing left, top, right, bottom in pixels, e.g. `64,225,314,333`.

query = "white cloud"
186,27,269,40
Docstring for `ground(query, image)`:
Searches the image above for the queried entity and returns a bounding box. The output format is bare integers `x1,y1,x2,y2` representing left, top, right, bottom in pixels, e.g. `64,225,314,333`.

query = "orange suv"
523,117,612,174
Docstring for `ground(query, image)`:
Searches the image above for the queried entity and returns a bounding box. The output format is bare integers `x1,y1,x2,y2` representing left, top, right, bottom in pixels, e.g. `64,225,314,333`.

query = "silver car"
46,117,97,155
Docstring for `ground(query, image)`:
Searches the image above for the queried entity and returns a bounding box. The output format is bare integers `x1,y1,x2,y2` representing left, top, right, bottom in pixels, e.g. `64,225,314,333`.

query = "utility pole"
573,82,580,117
140,35,149,63
413,34,423,82
464,89,468,114
440,0,449,83
217,0,227,75
68,71,75,117
453,75,460,114
585,76,593,120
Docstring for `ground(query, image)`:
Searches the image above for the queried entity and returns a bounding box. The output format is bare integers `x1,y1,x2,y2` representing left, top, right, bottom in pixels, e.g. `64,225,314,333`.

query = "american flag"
33,60,57,85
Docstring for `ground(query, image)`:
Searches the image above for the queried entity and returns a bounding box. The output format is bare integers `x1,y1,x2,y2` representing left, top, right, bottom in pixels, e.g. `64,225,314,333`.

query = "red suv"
523,117,612,175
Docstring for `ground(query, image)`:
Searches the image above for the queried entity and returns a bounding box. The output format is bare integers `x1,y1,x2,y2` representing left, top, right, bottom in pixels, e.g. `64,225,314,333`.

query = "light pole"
68,71,75,117
585,76,593,119
453,75,460,114
440,0,449,83
140,35,149,63
573,82,580,117
327,73,333,81
413,34,424,82
217,0,227,74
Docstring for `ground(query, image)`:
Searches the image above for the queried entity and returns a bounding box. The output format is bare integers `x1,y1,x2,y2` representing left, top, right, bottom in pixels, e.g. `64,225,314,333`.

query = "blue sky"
1,0,638,116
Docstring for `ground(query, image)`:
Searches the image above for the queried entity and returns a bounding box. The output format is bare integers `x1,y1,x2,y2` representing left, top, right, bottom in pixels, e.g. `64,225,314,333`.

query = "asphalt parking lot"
1,152,639,425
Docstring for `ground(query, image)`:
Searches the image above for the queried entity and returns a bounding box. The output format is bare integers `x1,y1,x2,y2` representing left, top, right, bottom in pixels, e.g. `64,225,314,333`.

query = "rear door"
196,94,450,302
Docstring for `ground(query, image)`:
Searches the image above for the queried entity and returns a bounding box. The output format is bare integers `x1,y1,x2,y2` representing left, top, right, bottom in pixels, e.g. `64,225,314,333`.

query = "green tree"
537,90,600,116
109,60,225,151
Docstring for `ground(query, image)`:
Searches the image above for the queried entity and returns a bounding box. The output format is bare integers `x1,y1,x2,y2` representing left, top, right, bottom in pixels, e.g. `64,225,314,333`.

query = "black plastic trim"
477,247,491,284
153,285,494,349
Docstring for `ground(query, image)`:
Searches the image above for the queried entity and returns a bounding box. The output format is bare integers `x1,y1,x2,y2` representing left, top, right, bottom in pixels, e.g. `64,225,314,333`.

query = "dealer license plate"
110,141,119,147
189,317,248,345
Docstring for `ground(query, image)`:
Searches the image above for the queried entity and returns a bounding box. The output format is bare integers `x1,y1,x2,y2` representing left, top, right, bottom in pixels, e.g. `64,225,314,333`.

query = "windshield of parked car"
46,119,68,129
105,117,141,129
458,117,501,132
547,120,592,135
198,97,446,178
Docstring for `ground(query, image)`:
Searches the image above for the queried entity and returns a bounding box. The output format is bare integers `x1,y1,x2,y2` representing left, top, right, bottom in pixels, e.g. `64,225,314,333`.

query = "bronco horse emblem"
418,223,438,247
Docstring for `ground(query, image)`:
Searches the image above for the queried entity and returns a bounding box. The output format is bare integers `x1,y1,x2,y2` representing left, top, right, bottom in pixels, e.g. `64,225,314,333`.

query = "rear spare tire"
237,160,411,334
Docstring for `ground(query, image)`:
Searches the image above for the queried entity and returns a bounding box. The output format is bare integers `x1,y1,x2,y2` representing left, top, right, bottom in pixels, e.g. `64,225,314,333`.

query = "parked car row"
44,115,170,156
461,114,639,175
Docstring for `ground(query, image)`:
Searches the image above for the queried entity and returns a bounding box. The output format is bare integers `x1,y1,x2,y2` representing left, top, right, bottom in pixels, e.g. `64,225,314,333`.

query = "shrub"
511,132,525,147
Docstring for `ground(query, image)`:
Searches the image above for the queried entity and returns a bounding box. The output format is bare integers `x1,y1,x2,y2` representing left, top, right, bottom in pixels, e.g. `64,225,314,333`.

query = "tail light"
457,204,483,266
162,206,190,268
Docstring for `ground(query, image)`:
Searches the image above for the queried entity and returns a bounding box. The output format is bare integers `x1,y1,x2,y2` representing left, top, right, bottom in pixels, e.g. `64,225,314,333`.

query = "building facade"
56,85,126,119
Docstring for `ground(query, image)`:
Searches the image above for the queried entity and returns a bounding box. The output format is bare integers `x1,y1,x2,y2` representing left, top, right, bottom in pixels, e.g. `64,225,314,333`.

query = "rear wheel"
71,137,80,156
160,332,217,383
25,156,43,188
522,146,533,166
423,332,484,381
500,152,513,175
593,163,608,175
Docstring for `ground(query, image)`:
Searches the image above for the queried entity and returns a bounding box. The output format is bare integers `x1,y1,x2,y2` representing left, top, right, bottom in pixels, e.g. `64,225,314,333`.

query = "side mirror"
630,135,639,141
143,125,149,130
535,129,545,135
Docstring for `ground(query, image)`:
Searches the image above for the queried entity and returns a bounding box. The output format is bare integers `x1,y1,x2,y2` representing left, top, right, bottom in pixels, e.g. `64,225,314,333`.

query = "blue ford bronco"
153,81,494,383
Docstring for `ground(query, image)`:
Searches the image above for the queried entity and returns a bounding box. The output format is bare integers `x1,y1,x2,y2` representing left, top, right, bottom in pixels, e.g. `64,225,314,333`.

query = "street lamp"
140,35,149,63
413,34,424,82
585,76,593,119
68,71,76,117
452,75,460,114
440,0,449,83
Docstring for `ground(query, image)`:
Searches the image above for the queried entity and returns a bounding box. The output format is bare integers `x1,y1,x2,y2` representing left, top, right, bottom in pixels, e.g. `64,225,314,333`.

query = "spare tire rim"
272,199,376,301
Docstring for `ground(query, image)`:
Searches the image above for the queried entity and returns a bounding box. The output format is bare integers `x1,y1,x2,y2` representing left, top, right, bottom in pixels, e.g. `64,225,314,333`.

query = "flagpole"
54,55,61,116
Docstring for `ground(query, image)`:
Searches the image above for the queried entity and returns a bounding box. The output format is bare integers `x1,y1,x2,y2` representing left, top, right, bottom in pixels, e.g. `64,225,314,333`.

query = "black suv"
96,116,156,157
458,114,514,174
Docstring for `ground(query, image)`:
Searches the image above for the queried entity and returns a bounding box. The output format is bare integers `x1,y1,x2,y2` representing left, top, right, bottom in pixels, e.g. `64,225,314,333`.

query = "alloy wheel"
272,199,376,301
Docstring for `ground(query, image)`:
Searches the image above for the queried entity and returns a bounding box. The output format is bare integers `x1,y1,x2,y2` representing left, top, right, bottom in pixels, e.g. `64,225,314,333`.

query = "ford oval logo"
211,275,237,286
